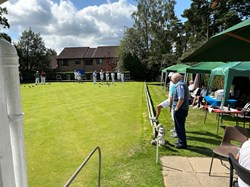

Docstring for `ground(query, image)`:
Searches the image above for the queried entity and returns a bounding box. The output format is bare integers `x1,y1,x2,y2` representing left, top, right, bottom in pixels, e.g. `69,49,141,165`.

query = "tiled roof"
57,47,89,59
84,48,96,58
92,46,119,58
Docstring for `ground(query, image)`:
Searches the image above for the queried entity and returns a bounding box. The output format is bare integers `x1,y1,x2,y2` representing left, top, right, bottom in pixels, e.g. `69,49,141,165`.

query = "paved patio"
161,156,235,187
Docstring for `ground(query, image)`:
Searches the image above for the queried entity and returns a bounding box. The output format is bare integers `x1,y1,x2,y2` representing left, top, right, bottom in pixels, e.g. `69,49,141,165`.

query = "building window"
109,58,117,64
75,60,81,65
96,58,103,65
85,59,93,65
60,59,68,66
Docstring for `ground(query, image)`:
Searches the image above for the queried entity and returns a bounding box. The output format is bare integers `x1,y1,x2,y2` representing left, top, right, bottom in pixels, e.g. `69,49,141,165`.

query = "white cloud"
3,0,136,54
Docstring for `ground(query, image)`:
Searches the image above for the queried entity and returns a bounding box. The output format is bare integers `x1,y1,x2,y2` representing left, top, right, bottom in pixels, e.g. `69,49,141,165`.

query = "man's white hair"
172,73,182,82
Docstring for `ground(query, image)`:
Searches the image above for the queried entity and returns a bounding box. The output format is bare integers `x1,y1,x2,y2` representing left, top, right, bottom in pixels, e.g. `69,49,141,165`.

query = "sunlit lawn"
147,82,245,158
21,81,243,187
21,82,163,187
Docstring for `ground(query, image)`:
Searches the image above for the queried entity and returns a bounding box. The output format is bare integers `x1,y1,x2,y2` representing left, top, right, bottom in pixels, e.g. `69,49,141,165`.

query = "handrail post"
64,146,101,187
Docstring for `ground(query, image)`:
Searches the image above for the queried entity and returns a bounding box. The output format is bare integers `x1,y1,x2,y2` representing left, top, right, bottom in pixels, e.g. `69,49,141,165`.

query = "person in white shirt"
120,72,124,82
105,71,109,82
188,80,195,92
100,70,104,82
76,71,81,81
236,139,250,187
92,71,97,84
117,72,121,82
192,85,207,109
74,70,78,80
111,72,115,83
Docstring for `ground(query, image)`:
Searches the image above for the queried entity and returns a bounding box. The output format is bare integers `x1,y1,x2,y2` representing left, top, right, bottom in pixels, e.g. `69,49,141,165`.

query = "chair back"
221,126,248,147
241,102,250,115
228,153,250,186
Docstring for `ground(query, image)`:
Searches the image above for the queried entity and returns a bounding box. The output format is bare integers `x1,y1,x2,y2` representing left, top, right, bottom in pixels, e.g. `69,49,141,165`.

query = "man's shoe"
170,128,176,132
175,143,187,149
149,117,158,123
174,141,179,145
171,133,178,138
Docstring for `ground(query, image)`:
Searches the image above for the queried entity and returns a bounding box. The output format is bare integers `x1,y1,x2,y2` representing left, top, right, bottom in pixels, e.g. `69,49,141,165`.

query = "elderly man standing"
171,73,190,149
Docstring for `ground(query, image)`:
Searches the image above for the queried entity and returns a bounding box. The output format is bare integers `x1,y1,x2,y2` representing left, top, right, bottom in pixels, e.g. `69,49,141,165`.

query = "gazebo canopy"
185,62,226,74
162,64,190,73
182,19,250,62
209,62,250,104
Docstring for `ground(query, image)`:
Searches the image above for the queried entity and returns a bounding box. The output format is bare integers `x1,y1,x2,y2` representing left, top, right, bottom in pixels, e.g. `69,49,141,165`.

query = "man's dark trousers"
174,108,188,146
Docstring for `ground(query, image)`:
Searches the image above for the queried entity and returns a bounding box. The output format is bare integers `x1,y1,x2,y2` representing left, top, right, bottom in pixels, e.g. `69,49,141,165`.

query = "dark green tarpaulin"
177,62,225,74
186,62,225,74
182,19,250,62
209,62,250,105
162,64,190,73
161,64,190,88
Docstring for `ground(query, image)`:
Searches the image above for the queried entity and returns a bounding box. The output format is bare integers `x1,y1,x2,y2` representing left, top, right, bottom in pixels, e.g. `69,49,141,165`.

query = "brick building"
57,46,119,73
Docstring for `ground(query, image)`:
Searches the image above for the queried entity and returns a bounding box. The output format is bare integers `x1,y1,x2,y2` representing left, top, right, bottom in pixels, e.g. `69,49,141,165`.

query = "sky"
1,0,191,54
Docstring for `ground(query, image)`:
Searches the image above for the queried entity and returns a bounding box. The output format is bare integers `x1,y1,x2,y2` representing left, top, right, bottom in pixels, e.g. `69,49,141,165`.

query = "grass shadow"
147,82,163,86
185,145,213,157
187,131,221,139
187,135,221,146
164,141,179,153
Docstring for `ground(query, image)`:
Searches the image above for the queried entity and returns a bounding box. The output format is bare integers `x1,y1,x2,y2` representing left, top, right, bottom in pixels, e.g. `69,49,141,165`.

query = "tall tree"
179,0,250,62
46,48,57,56
16,28,50,71
119,0,178,80
131,0,178,66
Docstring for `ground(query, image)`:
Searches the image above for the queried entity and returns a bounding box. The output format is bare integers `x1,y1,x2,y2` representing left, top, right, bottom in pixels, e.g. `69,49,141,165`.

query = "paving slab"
188,157,230,175
160,156,231,187
161,156,193,172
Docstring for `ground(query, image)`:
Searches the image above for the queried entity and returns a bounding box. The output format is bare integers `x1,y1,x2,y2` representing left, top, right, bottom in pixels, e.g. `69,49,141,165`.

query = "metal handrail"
64,146,101,187
144,82,160,164
144,82,157,134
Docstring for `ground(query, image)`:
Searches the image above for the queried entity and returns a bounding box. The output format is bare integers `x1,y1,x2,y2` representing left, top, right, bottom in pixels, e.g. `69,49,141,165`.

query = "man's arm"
175,98,184,111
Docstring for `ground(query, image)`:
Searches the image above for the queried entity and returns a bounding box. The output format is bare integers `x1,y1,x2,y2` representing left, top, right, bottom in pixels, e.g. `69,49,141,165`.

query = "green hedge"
21,71,131,82
21,71,94,82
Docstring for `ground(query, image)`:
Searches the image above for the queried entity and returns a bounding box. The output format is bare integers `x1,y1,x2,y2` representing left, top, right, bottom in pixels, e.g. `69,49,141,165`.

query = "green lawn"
21,82,241,186
147,82,245,157
21,82,163,187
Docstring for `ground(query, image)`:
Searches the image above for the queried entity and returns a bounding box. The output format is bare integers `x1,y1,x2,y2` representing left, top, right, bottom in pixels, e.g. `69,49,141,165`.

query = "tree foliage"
123,53,146,80
0,6,9,30
179,0,250,63
119,0,250,80
16,28,51,71
0,6,11,42
0,32,11,42
119,0,178,80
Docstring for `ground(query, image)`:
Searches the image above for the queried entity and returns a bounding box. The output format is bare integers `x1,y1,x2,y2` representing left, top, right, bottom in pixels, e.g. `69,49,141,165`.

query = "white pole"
156,137,159,164
164,72,168,91
160,71,163,84
0,38,28,187
0,38,17,187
